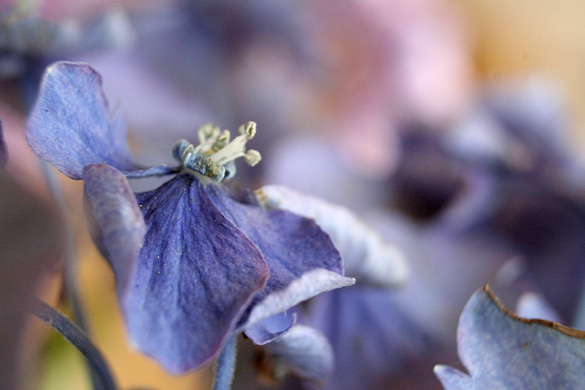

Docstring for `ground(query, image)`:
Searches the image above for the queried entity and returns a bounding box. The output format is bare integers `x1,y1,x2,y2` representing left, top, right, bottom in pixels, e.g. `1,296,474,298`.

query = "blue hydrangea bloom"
26,61,354,373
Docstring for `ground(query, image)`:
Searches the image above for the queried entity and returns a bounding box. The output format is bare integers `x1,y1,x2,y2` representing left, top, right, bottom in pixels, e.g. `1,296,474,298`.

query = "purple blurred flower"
25,61,354,373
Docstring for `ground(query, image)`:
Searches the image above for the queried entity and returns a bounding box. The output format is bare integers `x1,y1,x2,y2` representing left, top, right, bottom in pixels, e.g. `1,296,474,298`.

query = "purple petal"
244,269,354,330
124,165,180,178
435,285,585,389
205,186,348,319
308,285,435,390
264,324,334,383
126,174,269,373
244,311,297,345
82,164,145,293
25,62,148,179
256,185,409,287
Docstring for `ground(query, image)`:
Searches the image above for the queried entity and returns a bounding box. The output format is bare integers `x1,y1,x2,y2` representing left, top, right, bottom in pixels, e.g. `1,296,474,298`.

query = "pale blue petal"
244,269,354,329
435,285,585,390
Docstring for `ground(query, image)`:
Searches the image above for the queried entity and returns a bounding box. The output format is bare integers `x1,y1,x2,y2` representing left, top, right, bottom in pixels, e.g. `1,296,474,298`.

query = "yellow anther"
238,121,257,140
244,149,262,166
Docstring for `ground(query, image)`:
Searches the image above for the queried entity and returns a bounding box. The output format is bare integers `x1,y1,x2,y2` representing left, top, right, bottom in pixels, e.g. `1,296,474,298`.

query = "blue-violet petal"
206,186,349,326
435,285,585,390
83,164,145,292
128,174,269,373
26,62,172,179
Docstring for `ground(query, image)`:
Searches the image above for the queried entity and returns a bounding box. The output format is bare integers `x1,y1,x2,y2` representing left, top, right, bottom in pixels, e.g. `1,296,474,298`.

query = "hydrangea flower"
25,61,354,373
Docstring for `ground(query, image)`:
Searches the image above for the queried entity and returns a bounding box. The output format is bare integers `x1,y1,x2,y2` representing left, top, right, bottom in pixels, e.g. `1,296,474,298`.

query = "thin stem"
30,298,118,390
39,160,102,388
212,335,238,390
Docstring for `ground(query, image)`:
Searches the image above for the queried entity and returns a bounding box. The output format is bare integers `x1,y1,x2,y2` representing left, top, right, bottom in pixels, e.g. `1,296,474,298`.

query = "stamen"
238,121,256,139
209,121,261,167
172,121,261,182
172,139,193,163
244,150,262,166
198,123,220,144
209,134,248,166
212,130,231,152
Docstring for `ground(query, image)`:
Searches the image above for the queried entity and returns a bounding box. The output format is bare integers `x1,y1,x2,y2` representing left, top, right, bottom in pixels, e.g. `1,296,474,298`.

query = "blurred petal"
256,185,408,287
126,174,269,373
25,62,175,179
308,285,437,390
264,324,334,383
435,285,585,389
244,269,354,329
82,164,145,292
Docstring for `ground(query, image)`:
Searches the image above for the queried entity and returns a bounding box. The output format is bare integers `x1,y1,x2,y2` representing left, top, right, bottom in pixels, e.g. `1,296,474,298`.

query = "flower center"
172,121,262,183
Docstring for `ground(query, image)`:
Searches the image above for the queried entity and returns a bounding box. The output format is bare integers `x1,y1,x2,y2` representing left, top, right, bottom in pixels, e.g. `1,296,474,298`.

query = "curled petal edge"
243,268,355,331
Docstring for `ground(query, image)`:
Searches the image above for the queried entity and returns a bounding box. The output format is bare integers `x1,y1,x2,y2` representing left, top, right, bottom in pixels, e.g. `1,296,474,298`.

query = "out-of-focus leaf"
435,285,585,390
0,172,64,390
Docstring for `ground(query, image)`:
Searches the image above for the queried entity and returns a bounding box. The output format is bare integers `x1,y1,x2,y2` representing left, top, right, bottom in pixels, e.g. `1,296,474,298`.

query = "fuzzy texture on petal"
126,174,270,373
256,185,409,287
435,285,585,390
25,62,176,179
83,164,145,292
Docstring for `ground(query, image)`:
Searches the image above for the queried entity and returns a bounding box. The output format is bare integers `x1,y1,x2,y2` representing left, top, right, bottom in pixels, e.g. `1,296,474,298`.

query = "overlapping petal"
205,186,353,323
125,174,270,373
244,269,355,335
25,62,176,179
435,285,585,390
256,185,409,287
82,164,145,292
84,168,274,372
